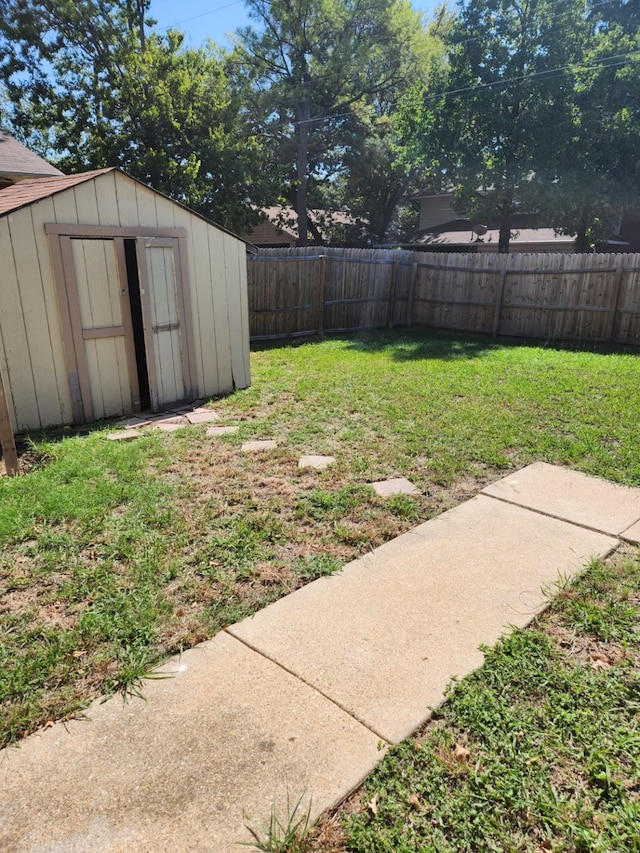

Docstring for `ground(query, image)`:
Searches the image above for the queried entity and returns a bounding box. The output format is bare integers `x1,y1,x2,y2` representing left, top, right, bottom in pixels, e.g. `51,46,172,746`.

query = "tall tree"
400,0,594,252
0,0,265,232
235,0,429,246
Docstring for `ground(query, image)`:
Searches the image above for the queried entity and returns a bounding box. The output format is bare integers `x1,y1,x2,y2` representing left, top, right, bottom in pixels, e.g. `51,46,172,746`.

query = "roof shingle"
0,169,115,218
0,132,64,179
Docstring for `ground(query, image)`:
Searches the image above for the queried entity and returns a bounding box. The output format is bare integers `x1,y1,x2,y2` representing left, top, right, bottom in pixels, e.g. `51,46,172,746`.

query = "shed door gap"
124,239,151,410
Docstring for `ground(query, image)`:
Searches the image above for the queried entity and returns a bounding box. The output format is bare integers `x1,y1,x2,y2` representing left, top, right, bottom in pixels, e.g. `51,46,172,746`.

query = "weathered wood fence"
247,247,640,346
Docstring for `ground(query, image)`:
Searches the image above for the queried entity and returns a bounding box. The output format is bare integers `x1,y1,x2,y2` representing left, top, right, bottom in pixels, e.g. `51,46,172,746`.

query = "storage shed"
0,167,250,435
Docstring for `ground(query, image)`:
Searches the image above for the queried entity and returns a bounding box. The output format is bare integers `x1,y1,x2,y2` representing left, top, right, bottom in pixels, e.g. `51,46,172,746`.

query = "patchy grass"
316,546,640,853
2,329,640,748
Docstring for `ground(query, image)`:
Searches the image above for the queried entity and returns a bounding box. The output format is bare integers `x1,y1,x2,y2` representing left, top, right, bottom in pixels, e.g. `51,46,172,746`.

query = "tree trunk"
295,99,311,247
498,204,511,253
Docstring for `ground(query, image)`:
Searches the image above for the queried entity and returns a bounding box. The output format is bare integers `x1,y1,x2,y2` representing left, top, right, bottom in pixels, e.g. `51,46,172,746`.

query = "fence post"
407,261,418,326
492,267,508,339
608,265,626,345
387,259,399,328
316,254,327,338
0,367,19,476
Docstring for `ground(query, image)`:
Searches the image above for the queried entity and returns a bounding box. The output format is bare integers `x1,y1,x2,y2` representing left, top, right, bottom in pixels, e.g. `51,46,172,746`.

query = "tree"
235,0,430,246
0,0,266,232
400,0,594,252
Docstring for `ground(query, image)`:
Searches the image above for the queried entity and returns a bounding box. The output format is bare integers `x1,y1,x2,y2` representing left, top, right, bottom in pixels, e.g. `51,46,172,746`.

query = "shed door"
135,237,194,411
69,238,140,420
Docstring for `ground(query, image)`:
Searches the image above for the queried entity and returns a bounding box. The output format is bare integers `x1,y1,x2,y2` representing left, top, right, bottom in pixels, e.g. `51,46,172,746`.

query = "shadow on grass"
252,326,640,362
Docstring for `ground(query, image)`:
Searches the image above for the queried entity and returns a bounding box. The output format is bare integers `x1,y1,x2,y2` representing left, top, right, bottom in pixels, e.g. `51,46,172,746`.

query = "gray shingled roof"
0,132,64,179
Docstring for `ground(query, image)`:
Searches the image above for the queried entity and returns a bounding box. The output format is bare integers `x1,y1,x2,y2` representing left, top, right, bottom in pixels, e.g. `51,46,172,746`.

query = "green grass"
334,547,640,853
2,329,640,749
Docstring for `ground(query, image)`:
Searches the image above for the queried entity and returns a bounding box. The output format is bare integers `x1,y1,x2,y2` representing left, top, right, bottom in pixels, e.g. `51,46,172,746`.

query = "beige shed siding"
0,169,249,431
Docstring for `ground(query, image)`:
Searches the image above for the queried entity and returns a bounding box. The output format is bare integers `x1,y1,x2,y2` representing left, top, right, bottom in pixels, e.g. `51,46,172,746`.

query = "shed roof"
0,169,113,217
0,167,253,247
0,132,64,179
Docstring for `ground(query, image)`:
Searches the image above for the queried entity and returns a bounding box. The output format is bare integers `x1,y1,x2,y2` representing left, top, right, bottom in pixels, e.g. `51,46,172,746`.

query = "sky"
150,0,441,49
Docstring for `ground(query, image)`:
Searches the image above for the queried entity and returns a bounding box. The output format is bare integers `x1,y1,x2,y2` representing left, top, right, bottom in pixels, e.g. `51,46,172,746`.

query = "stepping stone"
241,440,277,452
154,423,187,433
298,455,335,470
113,416,151,428
482,462,640,536
149,416,188,426
206,425,239,437
107,429,140,442
371,477,419,497
186,411,221,425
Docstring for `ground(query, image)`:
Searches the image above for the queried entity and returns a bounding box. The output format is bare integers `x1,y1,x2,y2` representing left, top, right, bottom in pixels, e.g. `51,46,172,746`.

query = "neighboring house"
0,131,64,188
403,191,575,253
0,167,250,434
249,205,365,248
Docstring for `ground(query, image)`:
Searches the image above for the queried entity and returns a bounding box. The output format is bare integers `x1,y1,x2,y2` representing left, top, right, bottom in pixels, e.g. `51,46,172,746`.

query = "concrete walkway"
2,463,640,852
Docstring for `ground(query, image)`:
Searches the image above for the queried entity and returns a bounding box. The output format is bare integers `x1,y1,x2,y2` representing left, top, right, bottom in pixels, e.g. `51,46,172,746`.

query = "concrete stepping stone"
154,423,187,433
186,410,220,425
0,633,381,852
298,455,335,470
482,461,640,536
241,440,277,452
113,416,151,428
228,494,616,744
206,425,239,437
107,429,140,442
149,415,188,426
371,476,419,497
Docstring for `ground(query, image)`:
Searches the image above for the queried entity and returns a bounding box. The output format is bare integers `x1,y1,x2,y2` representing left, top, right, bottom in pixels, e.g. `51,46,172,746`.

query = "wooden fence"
247,247,640,346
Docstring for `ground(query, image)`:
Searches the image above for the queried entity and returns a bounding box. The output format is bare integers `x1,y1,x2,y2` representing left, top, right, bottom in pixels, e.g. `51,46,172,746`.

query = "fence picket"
246,248,640,346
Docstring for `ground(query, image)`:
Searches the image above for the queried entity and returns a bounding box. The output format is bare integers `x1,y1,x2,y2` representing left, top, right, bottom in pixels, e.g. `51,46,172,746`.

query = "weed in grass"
241,791,313,853
294,554,342,582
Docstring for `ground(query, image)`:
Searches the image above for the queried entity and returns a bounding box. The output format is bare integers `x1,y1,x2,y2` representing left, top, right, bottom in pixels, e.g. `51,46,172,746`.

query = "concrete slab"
186,411,221,425
106,429,140,442
0,633,381,853
228,495,616,744
149,415,188,426
153,422,187,433
482,462,640,536
112,417,151,428
371,477,419,497
241,440,277,452
298,455,336,470
621,520,640,544
206,425,240,437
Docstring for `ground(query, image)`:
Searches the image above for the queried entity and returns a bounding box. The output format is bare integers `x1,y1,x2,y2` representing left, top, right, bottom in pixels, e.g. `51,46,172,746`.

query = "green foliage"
235,0,433,245
399,0,640,251
0,0,265,232
242,790,313,852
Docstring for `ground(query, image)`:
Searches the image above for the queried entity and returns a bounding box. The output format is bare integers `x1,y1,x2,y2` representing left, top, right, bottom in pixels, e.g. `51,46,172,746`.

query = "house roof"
0,169,113,217
250,205,363,245
0,132,64,179
411,226,575,249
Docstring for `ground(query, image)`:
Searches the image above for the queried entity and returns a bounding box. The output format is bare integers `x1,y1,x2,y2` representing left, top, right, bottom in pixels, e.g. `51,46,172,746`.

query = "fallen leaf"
407,793,421,809
589,653,612,671
454,743,471,762
44,720,54,728
367,793,379,817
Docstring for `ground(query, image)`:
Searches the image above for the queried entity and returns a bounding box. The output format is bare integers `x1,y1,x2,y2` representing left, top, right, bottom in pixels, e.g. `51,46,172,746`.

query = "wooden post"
0,367,19,476
492,267,508,339
387,259,399,328
407,261,418,326
608,265,626,345
316,254,327,338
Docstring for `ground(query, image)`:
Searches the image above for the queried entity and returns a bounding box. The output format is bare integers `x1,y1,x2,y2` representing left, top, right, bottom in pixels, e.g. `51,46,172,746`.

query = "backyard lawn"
2,331,640,811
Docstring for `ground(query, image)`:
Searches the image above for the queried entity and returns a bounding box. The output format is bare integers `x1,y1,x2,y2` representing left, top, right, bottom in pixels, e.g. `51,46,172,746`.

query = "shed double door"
57,234,193,422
